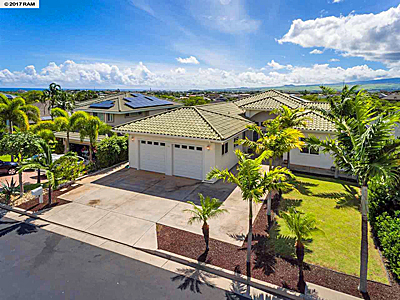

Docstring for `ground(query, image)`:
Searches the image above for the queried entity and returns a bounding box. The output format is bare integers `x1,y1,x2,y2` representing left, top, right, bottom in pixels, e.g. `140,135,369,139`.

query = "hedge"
369,179,400,279
95,135,128,169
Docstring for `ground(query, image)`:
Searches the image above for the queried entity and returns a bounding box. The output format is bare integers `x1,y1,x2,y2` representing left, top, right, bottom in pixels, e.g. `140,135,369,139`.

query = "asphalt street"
0,216,252,300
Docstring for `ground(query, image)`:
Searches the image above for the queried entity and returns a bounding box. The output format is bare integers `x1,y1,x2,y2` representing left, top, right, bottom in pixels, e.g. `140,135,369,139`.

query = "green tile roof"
295,111,336,132
114,103,253,141
235,90,303,109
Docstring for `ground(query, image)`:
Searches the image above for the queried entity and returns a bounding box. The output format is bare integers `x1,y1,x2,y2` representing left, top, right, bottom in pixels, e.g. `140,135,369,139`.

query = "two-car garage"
138,139,204,180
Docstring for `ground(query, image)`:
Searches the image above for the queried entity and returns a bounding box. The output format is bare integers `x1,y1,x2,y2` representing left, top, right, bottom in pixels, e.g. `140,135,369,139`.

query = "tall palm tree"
0,94,40,133
271,105,310,169
280,208,321,293
51,108,89,153
74,115,112,162
184,193,228,250
207,150,270,278
307,89,400,293
19,140,78,204
263,167,295,225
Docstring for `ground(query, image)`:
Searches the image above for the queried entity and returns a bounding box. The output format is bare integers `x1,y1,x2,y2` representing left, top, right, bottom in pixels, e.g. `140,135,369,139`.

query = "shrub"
96,135,128,169
375,211,400,279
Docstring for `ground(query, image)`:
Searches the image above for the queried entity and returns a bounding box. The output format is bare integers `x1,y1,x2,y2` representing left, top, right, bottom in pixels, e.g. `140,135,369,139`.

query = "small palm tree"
207,150,270,277
184,193,228,250
75,115,112,162
263,167,295,225
51,108,88,153
281,208,321,293
0,94,40,133
19,140,78,204
271,105,310,169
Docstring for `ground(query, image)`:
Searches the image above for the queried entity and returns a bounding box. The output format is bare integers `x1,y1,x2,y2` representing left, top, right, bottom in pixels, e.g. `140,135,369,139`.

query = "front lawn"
276,174,389,284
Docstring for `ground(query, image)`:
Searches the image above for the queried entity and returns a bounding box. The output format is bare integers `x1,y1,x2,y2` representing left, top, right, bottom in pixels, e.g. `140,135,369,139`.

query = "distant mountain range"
209,77,400,93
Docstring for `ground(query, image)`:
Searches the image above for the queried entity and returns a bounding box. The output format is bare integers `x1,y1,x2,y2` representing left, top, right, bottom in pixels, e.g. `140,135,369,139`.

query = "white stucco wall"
214,135,243,172
285,132,335,170
128,134,217,181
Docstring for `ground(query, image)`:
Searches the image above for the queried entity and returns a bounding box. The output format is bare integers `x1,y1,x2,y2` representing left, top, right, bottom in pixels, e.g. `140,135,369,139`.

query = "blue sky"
1,0,400,89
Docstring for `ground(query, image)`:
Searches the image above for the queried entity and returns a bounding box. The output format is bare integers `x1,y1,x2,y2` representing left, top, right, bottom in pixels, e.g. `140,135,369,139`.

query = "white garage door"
173,144,203,180
139,140,166,174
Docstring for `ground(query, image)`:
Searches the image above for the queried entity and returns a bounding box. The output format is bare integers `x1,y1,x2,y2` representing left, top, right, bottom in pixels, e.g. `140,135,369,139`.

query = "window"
154,142,159,146
242,132,245,139
93,112,98,117
125,113,130,118
175,144,180,148
222,142,229,155
160,143,165,147
189,146,195,150
97,113,105,122
182,145,188,149
234,136,239,148
141,140,146,144
196,147,202,151
147,141,152,145
299,138,319,155
106,114,114,122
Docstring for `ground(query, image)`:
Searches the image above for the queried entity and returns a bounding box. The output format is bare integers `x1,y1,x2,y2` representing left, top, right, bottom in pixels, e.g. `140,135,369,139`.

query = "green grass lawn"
275,174,389,284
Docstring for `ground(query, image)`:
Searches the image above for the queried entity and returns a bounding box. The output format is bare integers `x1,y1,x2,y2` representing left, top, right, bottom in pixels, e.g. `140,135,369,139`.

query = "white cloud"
176,56,200,64
278,5,400,66
266,60,293,70
310,49,323,54
330,58,340,62
332,0,344,3
0,60,398,89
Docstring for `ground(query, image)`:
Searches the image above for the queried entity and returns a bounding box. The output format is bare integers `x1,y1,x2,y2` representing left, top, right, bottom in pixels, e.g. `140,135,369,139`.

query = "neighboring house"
383,93,400,101
74,93,182,126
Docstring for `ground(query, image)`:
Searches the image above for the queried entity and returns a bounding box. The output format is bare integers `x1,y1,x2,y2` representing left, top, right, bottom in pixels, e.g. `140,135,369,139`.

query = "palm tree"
184,193,228,250
19,140,78,204
271,105,310,169
263,167,295,225
75,115,112,162
280,207,321,293
207,150,270,278
51,108,89,153
307,88,400,293
238,119,304,170
0,94,40,133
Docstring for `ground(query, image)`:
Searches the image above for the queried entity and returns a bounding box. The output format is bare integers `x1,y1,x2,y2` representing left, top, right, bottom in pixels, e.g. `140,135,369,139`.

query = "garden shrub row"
369,179,400,280
95,134,128,169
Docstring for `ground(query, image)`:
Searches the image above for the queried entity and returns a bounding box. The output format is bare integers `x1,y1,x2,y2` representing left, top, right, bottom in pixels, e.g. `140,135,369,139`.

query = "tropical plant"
51,108,89,153
184,193,228,250
96,135,128,168
207,150,270,277
271,105,310,169
19,140,83,204
280,207,321,293
0,132,43,194
263,167,295,225
238,118,304,169
1,178,18,204
74,115,112,162
46,82,62,113
307,88,400,293
0,94,40,134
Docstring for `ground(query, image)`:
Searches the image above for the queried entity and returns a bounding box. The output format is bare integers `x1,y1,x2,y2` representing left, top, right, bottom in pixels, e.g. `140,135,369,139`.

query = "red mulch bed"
157,203,400,300
17,184,81,212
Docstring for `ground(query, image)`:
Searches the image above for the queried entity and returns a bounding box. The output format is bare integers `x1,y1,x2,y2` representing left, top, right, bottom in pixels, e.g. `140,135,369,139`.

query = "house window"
182,145,188,149
196,147,202,151
222,142,229,155
147,141,152,145
141,140,146,144
234,136,239,148
189,146,195,150
299,138,319,155
160,143,165,147
106,114,114,122
175,144,180,148
125,113,130,118
97,113,105,122
93,112,98,117
154,142,159,146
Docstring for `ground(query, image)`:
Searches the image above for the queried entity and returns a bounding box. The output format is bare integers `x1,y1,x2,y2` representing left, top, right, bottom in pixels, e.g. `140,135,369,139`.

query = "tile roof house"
114,90,339,181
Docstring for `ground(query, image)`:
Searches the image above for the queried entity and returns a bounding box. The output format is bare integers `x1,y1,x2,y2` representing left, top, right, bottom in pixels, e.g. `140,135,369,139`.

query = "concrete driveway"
41,167,264,250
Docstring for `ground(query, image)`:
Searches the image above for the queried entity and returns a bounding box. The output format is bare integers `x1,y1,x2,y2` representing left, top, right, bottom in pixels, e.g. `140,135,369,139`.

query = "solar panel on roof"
123,93,173,109
89,100,115,109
